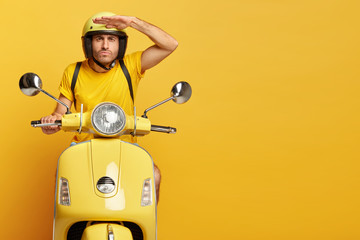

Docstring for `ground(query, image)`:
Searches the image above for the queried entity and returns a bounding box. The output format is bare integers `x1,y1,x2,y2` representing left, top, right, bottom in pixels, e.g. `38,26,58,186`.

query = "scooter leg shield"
81,223,133,240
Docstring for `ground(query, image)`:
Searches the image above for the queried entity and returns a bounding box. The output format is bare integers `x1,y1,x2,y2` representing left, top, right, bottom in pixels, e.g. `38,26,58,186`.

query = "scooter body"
19,73,192,240
54,139,156,240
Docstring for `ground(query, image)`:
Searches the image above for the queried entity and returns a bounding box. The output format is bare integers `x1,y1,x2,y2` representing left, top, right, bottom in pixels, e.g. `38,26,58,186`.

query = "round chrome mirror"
19,73,43,96
171,81,192,104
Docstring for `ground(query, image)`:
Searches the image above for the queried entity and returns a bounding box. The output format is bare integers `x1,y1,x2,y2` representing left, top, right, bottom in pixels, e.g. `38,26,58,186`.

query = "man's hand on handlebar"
40,115,61,134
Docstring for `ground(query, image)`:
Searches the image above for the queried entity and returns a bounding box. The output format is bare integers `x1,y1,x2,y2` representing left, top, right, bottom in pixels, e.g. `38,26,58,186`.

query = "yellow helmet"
82,12,128,59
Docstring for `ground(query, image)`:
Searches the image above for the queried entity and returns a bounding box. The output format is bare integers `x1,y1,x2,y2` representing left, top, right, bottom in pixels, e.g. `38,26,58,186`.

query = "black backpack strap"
71,62,82,110
119,59,134,103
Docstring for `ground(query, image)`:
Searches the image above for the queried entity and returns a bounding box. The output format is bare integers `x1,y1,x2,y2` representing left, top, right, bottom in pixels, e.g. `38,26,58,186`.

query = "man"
40,12,178,202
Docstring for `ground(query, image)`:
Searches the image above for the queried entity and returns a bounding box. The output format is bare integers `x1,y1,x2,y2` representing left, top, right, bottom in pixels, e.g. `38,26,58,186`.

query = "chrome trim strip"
78,104,83,133
132,106,137,136
108,224,114,240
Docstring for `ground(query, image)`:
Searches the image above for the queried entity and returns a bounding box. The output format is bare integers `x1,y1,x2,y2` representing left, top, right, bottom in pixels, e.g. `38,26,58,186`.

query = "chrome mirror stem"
39,89,71,114
142,96,174,118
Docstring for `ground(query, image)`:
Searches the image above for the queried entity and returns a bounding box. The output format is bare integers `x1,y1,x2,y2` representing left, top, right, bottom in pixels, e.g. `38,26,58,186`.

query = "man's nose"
102,39,109,49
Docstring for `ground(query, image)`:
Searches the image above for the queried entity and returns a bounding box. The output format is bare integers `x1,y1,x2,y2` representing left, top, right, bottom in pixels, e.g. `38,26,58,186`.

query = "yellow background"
1,0,360,239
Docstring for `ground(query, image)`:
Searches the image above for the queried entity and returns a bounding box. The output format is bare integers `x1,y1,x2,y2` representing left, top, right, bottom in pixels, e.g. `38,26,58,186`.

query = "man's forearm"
128,17,178,52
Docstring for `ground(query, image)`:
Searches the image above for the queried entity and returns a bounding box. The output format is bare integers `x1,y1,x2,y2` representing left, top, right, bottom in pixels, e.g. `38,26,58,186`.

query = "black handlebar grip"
31,120,41,125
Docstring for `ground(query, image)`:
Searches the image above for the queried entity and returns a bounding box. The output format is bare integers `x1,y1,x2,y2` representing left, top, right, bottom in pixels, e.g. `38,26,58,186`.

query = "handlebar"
31,120,62,128
30,120,176,135
151,125,177,134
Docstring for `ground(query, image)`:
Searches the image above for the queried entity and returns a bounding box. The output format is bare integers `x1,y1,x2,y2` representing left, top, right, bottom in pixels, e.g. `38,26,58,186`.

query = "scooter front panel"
54,139,156,240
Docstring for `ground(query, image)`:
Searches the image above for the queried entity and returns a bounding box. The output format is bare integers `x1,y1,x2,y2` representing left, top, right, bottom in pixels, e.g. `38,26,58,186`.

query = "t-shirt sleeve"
124,51,145,86
59,64,76,102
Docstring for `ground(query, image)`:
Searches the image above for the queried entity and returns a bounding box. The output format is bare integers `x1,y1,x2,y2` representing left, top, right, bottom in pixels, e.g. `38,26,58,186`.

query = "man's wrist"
52,112,63,119
128,16,140,29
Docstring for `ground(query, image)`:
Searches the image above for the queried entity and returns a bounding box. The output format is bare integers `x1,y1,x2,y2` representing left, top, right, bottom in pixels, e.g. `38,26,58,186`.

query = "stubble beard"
93,51,117,66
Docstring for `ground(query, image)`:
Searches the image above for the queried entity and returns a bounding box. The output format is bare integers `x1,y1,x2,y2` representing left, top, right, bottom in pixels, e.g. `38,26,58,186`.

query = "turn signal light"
59,177,71,206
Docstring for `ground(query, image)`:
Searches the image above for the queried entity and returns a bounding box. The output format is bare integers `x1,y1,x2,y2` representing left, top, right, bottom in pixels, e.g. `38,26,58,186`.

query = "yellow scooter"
19,73,192,240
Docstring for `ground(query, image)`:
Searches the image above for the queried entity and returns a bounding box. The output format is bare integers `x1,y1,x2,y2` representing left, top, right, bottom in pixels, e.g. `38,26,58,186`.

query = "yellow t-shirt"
59,51,144,143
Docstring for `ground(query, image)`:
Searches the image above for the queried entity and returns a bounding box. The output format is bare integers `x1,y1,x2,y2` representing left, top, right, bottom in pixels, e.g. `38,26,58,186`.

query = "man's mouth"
99,51,111,56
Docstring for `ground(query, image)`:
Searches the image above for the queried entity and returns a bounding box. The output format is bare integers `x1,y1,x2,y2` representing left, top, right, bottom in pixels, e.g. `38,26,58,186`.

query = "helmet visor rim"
84,30,127,38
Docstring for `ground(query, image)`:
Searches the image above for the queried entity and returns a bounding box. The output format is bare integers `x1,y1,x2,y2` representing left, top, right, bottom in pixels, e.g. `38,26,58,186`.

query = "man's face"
92,34,119,65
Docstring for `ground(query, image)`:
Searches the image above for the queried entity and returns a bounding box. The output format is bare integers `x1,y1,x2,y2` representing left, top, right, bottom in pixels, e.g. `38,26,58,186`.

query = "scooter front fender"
81,223,132,240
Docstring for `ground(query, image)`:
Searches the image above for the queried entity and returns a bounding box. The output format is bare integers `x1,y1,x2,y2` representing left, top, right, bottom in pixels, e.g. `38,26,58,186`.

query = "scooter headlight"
91,103,126,135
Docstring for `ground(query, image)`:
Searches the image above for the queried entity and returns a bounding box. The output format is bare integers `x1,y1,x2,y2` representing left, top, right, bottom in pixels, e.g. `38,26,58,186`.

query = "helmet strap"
92,57,116,71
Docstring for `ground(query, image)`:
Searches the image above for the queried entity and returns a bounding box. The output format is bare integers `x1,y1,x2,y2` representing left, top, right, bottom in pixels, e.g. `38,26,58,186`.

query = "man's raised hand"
92,15,133,30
